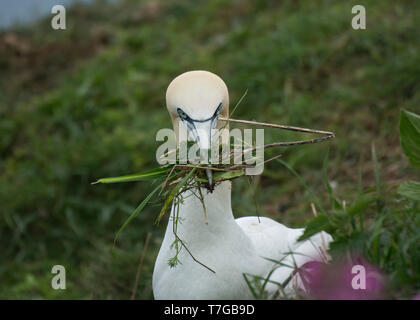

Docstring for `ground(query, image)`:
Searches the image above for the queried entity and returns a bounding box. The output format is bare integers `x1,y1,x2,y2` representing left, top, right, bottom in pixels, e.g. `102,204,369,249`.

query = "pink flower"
297,257,385,300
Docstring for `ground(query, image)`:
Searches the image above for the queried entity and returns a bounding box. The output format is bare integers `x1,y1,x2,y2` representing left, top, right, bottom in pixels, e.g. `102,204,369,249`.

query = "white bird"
153,70,332,299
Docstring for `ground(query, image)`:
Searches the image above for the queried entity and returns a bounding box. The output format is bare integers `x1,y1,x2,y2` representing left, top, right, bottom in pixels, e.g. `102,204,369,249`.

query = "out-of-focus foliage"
400,109,420,167
0,0,419,299
398,109,420,202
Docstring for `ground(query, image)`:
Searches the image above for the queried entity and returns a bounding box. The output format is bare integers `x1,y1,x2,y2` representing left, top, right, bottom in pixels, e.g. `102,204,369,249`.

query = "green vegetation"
294,109,420,299
0,0,419,299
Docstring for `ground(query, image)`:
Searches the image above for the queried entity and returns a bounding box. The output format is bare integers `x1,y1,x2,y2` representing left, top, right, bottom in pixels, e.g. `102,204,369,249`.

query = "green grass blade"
155,168,196,225
230,89,248,118
213,170,244,181
92,165,173,184
113,182,163,246
371,143,384,212
242,273,259,299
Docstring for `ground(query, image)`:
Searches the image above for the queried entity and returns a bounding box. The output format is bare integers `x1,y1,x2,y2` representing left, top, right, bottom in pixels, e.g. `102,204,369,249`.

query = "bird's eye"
213,102,222,117
177,108,189,120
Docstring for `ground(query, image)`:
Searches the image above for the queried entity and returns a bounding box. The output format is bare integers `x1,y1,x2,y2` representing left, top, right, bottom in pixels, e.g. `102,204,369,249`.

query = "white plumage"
152,71,332,299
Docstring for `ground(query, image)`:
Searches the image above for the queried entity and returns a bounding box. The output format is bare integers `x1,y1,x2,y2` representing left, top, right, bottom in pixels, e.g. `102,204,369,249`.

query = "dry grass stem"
130,231,152,300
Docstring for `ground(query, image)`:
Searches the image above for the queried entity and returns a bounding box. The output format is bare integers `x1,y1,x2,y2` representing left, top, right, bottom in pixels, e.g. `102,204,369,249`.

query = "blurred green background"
0,0,419,299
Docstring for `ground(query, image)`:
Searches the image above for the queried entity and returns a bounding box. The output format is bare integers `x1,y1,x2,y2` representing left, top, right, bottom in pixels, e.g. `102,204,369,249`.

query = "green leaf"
399,109,420,167
297,214,332,242
398,180,420,201
329,232,367,255
347,193,378,216
92,165,173,184
113,182,163,246
213,170,245,181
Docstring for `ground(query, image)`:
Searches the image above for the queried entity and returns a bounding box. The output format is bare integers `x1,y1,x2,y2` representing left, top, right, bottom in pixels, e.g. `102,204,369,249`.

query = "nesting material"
93,117,335,249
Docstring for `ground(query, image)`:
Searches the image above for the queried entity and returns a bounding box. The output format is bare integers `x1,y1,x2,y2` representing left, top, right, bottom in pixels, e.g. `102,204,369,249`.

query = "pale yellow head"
166,70,229,149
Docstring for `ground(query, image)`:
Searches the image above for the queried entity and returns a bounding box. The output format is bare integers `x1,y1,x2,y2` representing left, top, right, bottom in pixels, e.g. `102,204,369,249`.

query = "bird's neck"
175,181,234,228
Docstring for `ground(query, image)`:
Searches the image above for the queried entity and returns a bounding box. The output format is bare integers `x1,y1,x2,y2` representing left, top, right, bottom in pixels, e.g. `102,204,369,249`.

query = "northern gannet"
153,70,332,299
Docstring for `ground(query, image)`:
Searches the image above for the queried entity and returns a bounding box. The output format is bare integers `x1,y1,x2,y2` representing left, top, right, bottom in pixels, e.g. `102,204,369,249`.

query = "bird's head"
166,70,229,151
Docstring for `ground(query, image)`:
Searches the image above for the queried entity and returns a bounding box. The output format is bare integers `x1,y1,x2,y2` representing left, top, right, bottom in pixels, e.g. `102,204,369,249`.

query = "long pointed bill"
193,120,213,150
179,104,221,190
191,119,217,189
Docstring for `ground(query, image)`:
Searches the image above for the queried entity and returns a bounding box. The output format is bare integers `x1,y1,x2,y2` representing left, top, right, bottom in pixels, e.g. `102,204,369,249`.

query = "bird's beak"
192,120,213,150
190,118,218,189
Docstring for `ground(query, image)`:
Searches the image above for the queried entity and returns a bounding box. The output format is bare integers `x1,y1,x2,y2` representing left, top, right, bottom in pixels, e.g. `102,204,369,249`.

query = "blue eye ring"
177,103,221,123
177,108,189,120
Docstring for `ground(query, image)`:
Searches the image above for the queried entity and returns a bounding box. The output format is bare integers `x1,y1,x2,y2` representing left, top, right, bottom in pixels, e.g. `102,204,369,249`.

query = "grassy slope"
0,0,419,299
